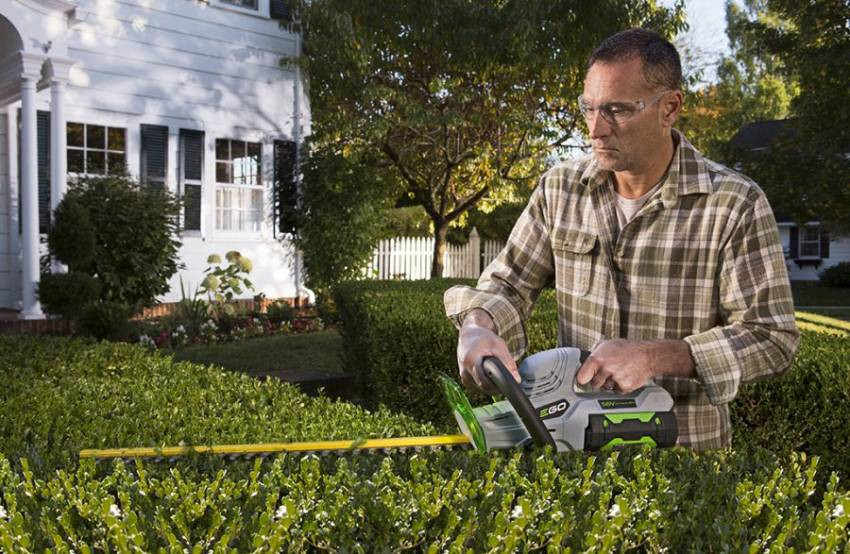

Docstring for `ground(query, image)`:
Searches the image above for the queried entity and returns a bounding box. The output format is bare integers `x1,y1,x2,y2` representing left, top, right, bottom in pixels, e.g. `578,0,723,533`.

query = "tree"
290,0,685,277
738,0,850,234
676,1,797,161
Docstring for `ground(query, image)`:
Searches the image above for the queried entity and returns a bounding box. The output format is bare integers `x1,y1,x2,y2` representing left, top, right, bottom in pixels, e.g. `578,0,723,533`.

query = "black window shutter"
270,0,290,20
37,110,51,233
180,129,204,231
789,227,798,258
140,124,168,188
274,140,298,236
820,229,830,259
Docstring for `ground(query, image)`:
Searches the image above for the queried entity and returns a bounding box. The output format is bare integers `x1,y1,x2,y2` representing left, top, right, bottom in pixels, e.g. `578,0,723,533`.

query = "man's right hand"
457,308,520,395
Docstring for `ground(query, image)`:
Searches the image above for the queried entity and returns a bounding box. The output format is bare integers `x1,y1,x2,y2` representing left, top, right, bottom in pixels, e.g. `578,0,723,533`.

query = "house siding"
0,0,310,309
778,225,849,281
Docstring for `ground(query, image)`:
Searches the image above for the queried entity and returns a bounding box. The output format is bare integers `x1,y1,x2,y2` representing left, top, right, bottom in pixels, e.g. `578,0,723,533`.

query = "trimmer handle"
481,356,556,449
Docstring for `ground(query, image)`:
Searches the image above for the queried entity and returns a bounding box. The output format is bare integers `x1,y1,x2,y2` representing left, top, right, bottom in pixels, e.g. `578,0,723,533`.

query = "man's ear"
661,90,684,128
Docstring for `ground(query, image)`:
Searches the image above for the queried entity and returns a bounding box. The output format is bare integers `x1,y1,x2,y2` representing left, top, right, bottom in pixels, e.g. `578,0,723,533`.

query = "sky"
661,0,735,85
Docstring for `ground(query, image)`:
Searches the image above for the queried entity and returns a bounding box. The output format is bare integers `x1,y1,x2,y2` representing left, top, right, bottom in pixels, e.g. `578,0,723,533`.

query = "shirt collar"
580,129,713,207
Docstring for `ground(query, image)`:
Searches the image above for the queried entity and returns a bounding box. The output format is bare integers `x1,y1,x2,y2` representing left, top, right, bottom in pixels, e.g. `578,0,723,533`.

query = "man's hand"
576,338,696,394
457,309,520,395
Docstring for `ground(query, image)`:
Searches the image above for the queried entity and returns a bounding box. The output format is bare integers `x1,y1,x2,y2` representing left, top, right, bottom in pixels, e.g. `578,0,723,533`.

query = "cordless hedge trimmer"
79,347,677,461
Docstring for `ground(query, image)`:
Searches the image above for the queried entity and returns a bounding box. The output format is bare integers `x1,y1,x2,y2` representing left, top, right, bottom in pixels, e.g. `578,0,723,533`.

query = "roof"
730,119,795,150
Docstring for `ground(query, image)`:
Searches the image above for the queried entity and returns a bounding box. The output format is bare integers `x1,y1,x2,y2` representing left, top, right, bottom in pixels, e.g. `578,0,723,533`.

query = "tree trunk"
431,219,448,278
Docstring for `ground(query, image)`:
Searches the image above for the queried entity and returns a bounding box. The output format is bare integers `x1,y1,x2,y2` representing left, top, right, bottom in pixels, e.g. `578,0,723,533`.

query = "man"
444,28,799,450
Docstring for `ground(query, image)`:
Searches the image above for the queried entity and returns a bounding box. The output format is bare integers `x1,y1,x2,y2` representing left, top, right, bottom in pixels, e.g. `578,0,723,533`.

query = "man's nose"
587,110,611,139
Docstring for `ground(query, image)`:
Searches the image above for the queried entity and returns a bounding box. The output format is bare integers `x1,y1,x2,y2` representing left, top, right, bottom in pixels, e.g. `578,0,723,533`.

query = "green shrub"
47,196,95,270
1,337,850,550
820,261,850,288
77,301,132,340
37,272,101,319
52,175,182,312
266,300,295,324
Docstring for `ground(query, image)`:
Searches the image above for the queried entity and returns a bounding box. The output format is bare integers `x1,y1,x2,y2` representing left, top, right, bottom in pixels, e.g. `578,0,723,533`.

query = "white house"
0,0,310,320
731,120,850,281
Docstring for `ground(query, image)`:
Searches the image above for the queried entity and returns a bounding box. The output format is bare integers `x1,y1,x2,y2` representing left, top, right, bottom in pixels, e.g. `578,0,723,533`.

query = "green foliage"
46,196,95,270
77,301,132,341
0,336,432,474
291,0,685,276
2,335,850,549
1,448,849,550
820,262,850,288
295,144,399,293
265,300,295,324
331,279,557,425
56,175,182,312
37,272,101,319
677,1,797,161
197,251,254,317
727,0,850,233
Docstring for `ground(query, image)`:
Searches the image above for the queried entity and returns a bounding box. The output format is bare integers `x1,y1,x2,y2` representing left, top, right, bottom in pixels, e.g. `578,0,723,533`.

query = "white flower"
176,325,186,333
109,504,122,518
275,504,288,519
510,504,523,519
0,505,7,519
608,503,621,518
833,504,846,518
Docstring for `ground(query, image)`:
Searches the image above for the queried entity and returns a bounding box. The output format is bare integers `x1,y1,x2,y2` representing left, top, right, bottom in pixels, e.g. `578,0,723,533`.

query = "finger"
590,368,610,389
472,360,499,395
492,344,520,383
576,356,601,385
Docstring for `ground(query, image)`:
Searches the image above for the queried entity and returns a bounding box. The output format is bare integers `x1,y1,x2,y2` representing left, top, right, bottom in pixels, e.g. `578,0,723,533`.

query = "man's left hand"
576,338,696,394
576,339,655,394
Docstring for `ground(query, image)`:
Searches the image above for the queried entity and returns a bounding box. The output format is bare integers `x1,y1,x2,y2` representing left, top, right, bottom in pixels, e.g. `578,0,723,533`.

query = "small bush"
47,196,95,270
37,272,101,318
50,174,182,313
77,301,132,340
820,261,850,288
266,300,295,324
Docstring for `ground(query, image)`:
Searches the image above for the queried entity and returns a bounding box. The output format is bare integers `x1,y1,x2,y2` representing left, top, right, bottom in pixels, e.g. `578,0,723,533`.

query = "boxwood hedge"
332,279,850,478
1,323,849,550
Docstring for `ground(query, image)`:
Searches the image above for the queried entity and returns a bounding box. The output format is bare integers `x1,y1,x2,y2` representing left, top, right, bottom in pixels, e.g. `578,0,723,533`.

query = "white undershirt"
612,176,666,231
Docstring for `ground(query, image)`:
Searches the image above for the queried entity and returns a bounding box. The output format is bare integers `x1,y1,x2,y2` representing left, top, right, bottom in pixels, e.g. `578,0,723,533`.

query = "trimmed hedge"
333,279,850,478
1,335,849,550
2,448,849,551
0,336,433,474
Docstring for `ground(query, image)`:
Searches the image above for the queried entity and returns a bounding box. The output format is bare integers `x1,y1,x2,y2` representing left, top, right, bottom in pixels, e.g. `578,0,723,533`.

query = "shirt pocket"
552,228,598,297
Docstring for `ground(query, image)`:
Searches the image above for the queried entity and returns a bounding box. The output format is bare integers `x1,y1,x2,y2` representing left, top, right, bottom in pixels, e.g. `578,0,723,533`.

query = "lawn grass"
172,329,344,374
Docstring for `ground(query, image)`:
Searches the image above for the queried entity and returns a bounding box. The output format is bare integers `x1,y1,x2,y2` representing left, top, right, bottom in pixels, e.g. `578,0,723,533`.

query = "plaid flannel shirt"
444,130,799,450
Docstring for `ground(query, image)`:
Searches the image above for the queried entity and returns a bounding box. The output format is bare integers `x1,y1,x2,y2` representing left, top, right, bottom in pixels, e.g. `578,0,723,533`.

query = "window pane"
801,242,819,256
804,228,819,241
215,139,229,161
68,149,84,173
247,142,261,186
108,127,125,151
107,152,126,174
232,157,245,185
222,0,258,9
86,151,105,174
231,141,245,161
216,162,230,183
67,123,84,147
86,125,105,149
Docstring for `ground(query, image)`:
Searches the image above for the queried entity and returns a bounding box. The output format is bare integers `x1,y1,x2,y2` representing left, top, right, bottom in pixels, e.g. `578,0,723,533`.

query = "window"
273,140,298,236
67,122,126,175
220,0,258,8
215,138,262,232
800,226,821,258
180,129,204,232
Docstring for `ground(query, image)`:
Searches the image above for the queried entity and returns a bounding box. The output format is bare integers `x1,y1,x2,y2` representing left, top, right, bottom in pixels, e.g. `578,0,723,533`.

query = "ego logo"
538,399,569,420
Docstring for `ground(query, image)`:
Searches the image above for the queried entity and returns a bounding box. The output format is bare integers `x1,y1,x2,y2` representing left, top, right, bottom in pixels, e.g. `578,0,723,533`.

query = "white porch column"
19,53,46,319
46,58,74,274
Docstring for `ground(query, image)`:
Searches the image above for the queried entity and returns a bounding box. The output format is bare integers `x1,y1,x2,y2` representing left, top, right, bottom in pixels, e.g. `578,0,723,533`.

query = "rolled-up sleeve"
444,183,556,359
684,189,800,405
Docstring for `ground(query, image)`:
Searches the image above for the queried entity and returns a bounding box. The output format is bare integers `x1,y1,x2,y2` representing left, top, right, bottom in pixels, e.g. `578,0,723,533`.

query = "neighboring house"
731,119,850,281
0,0,308,320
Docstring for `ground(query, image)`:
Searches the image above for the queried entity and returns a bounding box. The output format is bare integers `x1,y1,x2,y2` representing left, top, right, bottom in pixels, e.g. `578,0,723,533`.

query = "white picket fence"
365,228,504,280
